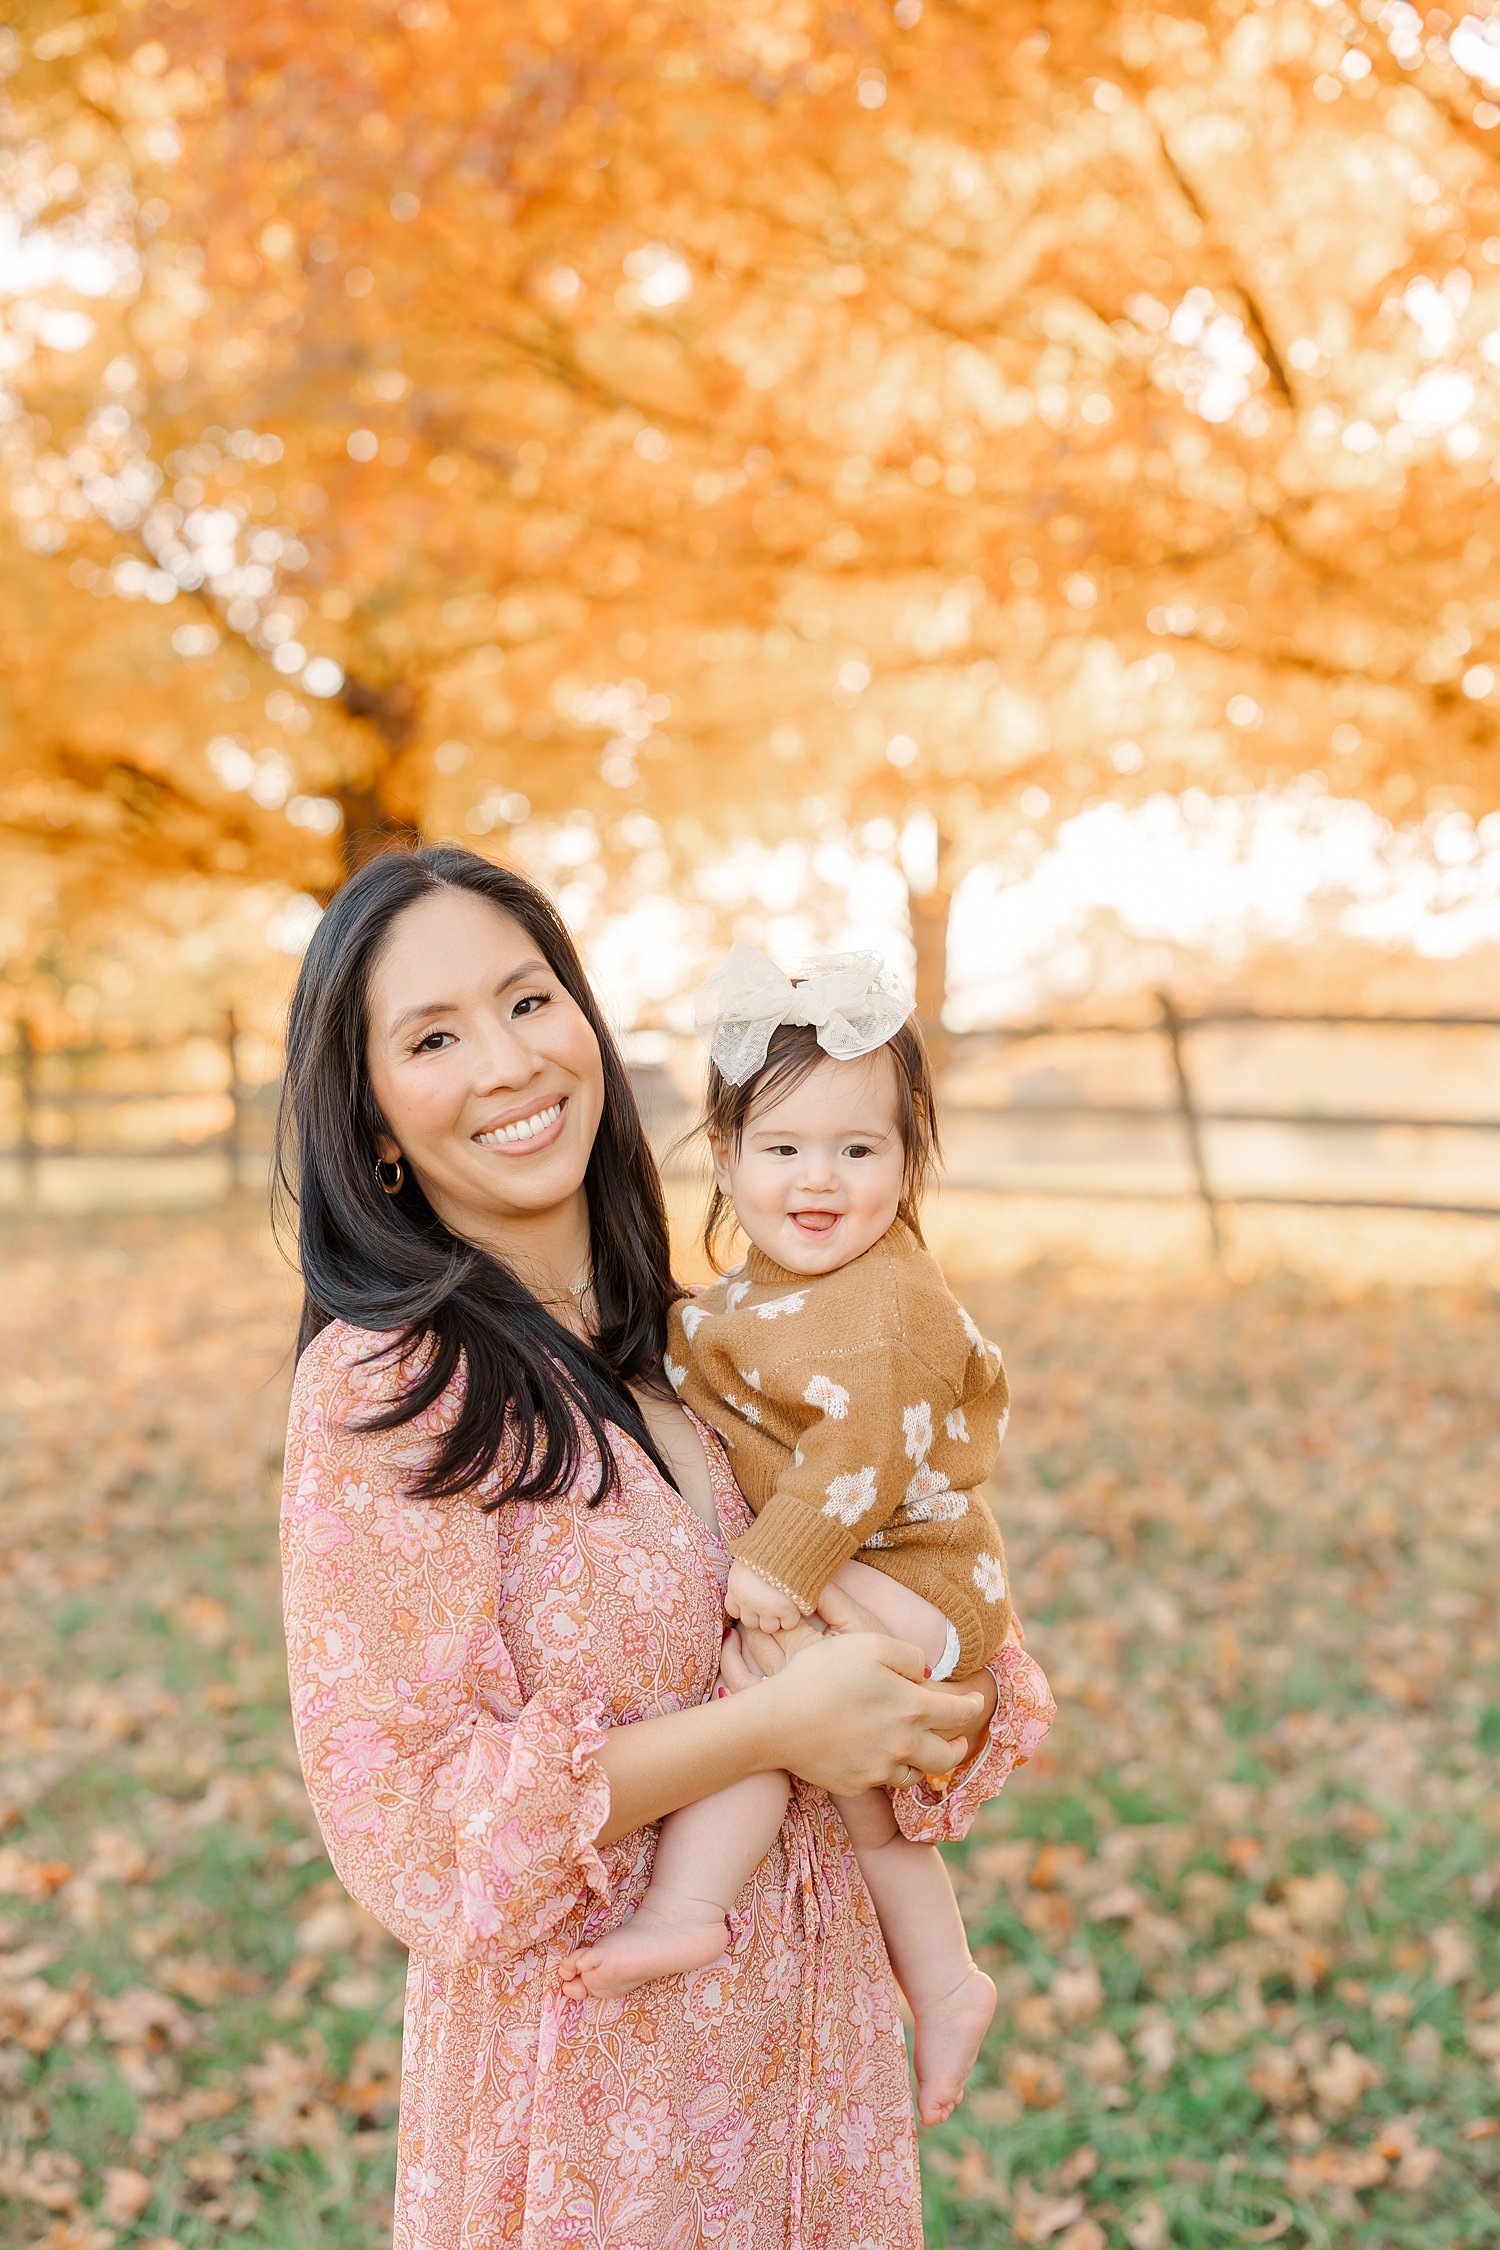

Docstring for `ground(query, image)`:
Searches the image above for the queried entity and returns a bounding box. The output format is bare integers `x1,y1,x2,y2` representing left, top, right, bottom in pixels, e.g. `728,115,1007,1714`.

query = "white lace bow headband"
693,942,915,1086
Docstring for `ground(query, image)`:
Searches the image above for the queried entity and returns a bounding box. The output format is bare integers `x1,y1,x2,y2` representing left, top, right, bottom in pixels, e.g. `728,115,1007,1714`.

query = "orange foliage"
3,1,1499,985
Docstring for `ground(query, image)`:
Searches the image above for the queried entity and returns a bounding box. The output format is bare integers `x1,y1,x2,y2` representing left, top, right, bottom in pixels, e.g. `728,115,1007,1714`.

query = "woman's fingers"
918,1685,983,1729
859,1631,930,1683
718,1629,758,1692
846,1633,987,1729
815,1580,882,1636
930,1668,999,1762
908,1728,972,1775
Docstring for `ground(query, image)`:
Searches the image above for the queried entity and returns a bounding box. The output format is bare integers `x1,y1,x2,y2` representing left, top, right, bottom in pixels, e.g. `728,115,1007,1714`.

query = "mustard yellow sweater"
666,1222,1013,1675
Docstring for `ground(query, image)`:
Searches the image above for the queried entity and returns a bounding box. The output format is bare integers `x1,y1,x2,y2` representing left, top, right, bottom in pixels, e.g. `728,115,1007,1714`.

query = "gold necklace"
535,1265,596,1321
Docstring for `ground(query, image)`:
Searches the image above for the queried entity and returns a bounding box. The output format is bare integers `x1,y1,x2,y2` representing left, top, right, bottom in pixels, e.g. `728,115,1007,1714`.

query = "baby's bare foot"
559,1899,729,2000
913,1965,997,2125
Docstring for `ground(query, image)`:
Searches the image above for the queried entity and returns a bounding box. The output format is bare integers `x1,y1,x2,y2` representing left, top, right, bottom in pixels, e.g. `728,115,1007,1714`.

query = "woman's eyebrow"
387,959,548,1040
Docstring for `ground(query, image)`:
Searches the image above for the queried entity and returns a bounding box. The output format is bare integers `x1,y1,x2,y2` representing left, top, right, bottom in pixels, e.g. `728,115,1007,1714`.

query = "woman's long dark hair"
273,844,681,1507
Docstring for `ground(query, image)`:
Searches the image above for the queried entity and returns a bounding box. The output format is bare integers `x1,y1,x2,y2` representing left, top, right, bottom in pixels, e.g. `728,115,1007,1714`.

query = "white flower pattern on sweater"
667,1220,1015,1675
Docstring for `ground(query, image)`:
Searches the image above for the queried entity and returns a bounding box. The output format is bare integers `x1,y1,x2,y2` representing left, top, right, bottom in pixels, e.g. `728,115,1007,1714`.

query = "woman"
277,846,1053,2250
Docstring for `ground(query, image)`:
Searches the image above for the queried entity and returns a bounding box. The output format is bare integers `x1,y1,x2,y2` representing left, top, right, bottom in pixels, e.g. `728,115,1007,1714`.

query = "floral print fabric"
281,1321,1055,2250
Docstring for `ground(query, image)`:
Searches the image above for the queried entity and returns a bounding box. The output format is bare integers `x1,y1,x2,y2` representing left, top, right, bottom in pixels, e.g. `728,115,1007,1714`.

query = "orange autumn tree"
4,0,1500,1017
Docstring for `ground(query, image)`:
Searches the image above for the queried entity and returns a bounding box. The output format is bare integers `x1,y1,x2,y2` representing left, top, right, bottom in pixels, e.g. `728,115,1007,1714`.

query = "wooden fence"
935,997,1500,1262
2,1003,1498,1250
3,1013,273,1204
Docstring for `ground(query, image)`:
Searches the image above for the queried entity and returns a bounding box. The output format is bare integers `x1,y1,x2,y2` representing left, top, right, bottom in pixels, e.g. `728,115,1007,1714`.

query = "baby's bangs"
723,1026,830,1140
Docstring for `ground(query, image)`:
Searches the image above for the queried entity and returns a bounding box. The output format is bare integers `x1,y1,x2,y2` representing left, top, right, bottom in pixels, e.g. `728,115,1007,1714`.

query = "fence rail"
930,995,1500,1257
2,1001,1499,1248
6,1012,270,1201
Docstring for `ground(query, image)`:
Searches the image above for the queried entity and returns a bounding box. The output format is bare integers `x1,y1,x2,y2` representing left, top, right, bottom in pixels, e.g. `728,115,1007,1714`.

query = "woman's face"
365,888,605,1254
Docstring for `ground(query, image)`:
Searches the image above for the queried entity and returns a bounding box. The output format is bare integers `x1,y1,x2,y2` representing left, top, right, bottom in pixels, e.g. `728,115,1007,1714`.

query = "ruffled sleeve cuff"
891,1639,1055,1845
448,1690,617,1956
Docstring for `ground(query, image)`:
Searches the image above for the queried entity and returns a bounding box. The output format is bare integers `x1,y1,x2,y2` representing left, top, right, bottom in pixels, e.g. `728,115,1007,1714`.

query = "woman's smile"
473,1096,568,1151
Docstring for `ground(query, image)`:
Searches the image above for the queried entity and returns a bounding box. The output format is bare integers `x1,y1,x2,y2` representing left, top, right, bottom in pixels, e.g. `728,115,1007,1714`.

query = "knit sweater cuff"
730,1492,864,1614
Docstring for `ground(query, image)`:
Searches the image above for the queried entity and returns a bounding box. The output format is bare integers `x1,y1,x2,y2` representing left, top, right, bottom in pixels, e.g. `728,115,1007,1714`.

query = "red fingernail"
924,1666,932,1679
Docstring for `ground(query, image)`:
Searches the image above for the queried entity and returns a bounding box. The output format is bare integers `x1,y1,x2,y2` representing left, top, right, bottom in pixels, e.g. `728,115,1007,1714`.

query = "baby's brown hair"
696,1015,942,1271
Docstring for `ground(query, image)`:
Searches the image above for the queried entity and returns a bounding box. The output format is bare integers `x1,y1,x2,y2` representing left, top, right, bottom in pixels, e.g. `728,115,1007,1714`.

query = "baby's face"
713,1050,907,1276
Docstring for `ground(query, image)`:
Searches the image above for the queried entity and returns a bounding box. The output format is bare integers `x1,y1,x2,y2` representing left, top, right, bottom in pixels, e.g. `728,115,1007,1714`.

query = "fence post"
16,1018,38,1212
225,1008,243,1199
1158,991,1222,1266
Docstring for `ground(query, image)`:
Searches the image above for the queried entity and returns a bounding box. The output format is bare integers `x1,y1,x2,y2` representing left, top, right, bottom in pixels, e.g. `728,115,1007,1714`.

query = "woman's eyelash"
408,991,551,1051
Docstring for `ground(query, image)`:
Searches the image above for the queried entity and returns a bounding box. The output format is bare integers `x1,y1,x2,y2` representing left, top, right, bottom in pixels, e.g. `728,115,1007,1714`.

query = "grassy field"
1,1209,1496,2249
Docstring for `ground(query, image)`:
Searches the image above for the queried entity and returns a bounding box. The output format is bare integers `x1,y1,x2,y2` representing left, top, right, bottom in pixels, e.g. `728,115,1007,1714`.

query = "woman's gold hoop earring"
375,1156,405,1196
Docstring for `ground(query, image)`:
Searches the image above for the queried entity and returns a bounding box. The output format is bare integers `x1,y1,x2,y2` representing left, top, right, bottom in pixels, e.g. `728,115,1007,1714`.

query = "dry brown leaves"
1,1209,1497,2247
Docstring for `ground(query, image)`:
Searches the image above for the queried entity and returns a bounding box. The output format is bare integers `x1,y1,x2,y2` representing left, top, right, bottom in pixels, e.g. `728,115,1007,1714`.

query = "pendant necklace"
539,1264,597,1328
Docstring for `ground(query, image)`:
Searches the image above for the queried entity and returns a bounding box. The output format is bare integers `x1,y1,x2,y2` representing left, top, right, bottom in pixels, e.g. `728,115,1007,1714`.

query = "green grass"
916,1259,1500,2248
3,1211,1498,2247
1,1542,402,2246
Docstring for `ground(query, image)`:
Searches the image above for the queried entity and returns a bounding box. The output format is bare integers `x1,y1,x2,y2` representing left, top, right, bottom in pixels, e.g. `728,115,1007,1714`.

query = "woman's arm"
283,1330,631,1963
596,1630,986,1844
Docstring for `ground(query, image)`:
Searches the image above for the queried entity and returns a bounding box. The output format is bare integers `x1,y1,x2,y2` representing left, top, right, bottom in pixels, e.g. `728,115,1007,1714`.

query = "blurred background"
2,5,1498,2248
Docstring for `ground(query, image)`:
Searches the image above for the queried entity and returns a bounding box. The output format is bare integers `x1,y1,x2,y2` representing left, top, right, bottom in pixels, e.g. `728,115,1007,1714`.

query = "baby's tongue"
793,1212,837,1232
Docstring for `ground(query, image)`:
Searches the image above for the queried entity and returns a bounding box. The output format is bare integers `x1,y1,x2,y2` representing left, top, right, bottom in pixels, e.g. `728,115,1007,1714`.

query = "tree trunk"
335,785,420,879
328,671,423,882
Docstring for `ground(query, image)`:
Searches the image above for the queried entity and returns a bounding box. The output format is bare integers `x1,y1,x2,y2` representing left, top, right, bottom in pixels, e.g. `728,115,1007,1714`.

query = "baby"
563,946,1018,2124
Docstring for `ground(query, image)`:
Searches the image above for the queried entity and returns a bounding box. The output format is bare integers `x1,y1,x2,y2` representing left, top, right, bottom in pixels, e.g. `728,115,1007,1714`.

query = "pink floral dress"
281,1321,1055,2250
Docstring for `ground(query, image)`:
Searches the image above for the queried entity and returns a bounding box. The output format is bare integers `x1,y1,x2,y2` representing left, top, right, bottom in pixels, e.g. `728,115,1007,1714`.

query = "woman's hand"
726,1629,985,1798
725,1558,806,1635
816,1577,998,1771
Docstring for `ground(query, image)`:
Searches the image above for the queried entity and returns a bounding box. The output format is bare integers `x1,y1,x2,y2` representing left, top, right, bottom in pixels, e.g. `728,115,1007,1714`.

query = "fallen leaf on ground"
1004,2050,1067,2109
1309,2041,1383,2118
1010,2183,1085,2243
99,2169,152,2226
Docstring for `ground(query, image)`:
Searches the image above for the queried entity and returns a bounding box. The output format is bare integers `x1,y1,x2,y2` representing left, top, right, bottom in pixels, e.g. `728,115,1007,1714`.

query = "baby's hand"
725,1559,806,1635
